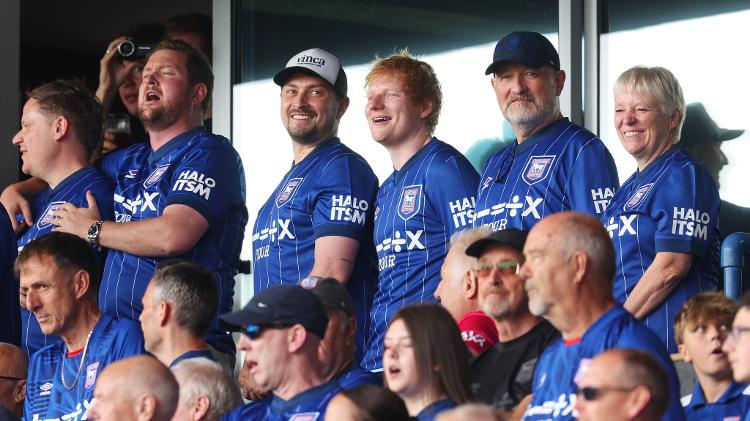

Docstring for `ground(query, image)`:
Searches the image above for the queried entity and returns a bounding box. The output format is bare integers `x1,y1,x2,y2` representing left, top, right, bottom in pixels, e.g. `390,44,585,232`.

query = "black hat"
680,103,744,146
300,276,355,318
465,229,528,257
485,31,560,75
273,47,348,97
219,284,329,338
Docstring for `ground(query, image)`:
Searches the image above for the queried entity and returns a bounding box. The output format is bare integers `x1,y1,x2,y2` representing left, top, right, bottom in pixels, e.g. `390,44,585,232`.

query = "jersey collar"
269,380,340,413
148,127,205,165
516,117,570,154
633,145,680,183
393,136,437,182
48,166,95,195
292,137,341,169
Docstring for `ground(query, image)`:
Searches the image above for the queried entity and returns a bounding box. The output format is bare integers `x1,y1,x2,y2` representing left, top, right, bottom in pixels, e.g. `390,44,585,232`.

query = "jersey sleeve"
96,148,128,180
166,139,246,226
565,138,620,216
652,162,719,255
311,154,378,241
427,154,480,236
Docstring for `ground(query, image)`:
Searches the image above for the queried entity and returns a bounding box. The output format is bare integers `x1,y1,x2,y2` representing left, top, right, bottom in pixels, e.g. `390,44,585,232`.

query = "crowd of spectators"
0,20,748,421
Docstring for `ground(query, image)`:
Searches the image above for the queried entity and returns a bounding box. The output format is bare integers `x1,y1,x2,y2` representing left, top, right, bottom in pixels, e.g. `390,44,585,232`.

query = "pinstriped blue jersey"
98,128,247,355
474,118,619,231
16,166,114,356
252,138,379,362
0,204,18,346
220,380,341,421
24,315,144,421
681,381,750,420
523,305,685,421
602,146,720,353
363,138,479,371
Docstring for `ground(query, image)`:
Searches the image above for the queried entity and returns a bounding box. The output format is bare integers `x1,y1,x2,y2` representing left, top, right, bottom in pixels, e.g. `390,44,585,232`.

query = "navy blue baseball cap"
485,31,560,75
465,229,528,257
219,284,329,339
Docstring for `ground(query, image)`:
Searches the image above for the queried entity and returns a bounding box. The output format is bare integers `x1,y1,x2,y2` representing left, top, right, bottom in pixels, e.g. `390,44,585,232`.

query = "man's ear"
465,270,478,299
336,96,350,119
288,324,308,353
192,395,211,420
344,316,356,346
191,83,208,110
158,300,171,327
52,116,70,142
625,385,653,419
419,100,434,120
14,379,26,404
554,70,566,96
72,269,91,300
134,394,157,421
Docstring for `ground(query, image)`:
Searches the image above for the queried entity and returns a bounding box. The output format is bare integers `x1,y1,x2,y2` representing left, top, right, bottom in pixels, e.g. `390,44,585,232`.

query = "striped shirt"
363,138,479,371
602,146,720,353
474,118,619,231
16,166,114,356
98,128,247,356
252,137,379,362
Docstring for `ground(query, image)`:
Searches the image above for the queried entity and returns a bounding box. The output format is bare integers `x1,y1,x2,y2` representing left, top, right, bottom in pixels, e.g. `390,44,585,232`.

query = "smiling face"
383,318,424,400
476,245,527,320
138,49,195,131
365,73,431,147
12,98,58,178
280,73,346,146
614,90,679,169
18,254,78,337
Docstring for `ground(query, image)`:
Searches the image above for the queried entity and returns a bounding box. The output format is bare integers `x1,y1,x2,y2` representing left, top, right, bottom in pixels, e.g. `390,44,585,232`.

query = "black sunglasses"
243,322,293,340
577,385,636,401
496,146,517,183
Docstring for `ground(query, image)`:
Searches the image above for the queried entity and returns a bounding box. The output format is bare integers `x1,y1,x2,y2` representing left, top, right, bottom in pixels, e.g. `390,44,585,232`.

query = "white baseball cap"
273,47,348,97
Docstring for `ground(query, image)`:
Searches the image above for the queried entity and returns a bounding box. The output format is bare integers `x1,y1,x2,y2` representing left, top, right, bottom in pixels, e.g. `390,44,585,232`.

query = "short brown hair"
150,38,213,113
365,50,442,134
616,349,670,420
673,292,737,345
388,304,472,404
27,79,103,159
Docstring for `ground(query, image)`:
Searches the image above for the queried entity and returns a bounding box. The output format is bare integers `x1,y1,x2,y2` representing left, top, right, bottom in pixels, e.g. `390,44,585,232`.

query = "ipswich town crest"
522,155,555,185
143,164,170,189
37,201,66,230
624,183,654,210
398,185,423,221
276,177,303,207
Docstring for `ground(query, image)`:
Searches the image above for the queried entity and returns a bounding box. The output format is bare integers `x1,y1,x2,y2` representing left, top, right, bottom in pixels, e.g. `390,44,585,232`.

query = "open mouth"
622,131,642,137
144,90,161,102
371,116,391,123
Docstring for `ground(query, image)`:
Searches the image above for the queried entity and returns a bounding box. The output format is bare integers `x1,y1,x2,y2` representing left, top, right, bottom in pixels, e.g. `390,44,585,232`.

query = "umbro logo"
40,382,53,396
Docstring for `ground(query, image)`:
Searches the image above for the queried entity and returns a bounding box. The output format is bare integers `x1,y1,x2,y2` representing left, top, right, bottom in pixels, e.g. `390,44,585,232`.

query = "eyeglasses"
243,322,293,340
577,385,636,401
474,260,521,277
728,325,750,343
0,375,24,382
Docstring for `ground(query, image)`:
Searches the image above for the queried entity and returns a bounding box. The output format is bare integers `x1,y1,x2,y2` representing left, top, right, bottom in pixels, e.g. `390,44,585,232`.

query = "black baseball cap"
299,276,355,318
465,229,528,257
485,31,560,75
219,284,329,339
273,47,348,97
680,103,744,146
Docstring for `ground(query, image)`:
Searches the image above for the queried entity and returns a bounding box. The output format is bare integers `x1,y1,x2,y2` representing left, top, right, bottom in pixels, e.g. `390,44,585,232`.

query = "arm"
623,251,692,319
309,236,360,283
54,191,208,256
96,36,139,111
0,177,48,233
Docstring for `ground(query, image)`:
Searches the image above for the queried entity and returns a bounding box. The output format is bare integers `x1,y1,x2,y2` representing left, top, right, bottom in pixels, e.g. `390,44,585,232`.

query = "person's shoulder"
221,400,268,421
29,341,64,366
319,141,377,177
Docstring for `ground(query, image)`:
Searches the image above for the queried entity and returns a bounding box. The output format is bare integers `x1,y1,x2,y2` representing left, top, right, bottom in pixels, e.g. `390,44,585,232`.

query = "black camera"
117,40,151,60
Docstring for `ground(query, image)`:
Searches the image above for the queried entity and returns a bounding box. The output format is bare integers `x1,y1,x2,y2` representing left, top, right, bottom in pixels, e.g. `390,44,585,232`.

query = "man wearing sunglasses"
464,228,558,411
575,348,670,421
519,212,684,421
219,284,341,421
474,31,619,232
0,344,26,420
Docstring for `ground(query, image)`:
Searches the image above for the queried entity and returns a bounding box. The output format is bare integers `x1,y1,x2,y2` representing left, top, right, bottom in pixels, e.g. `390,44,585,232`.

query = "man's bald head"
0,344,27,416
90,356,179,421
532,212,614,287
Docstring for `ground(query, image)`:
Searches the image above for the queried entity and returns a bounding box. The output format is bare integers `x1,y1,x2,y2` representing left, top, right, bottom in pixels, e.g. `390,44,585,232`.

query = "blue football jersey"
602,146,720,353
252,138,379,361
417,399,457,421
523,305,685,421
681,381,750,421
220,381,341,421
98,128,247,355
474,118,619,231
0,203,18,346
363,138,479,371
16,166,115,356
335,363,380,390
24,315,144,421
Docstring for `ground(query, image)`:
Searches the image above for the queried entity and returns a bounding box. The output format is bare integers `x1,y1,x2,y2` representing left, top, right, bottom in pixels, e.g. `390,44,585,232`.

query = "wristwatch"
87,220,103,245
